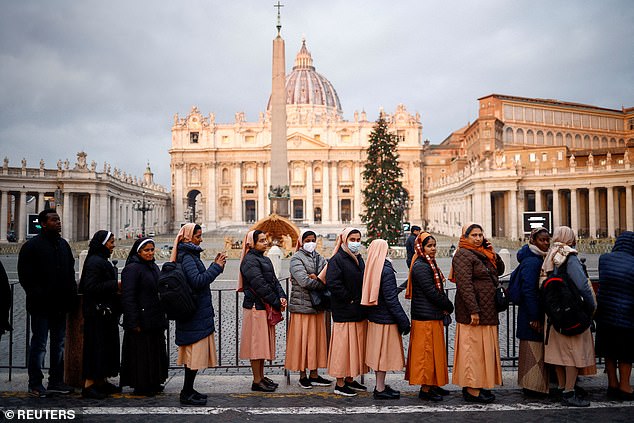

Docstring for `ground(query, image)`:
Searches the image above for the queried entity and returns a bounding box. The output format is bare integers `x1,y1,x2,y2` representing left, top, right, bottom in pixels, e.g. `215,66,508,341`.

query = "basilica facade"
169,40,423,229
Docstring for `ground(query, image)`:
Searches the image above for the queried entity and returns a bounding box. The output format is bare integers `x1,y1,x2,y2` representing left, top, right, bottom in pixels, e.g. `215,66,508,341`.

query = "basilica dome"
268,39,343,114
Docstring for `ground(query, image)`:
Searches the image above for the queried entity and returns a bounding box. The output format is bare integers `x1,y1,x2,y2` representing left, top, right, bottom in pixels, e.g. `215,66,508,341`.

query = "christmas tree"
360,115,408,246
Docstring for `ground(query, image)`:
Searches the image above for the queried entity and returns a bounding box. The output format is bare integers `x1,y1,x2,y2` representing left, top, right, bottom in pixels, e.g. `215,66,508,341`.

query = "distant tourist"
451,223,504,404
172,223,226,406
362,239,410,400
515,227,551,397
405,225,421,269
405,232,453,401
0,260,12,344
596,231,634,401
285,231,332,389
325,228,368,397
238,230,287,392
18,208,77,397
120,237,168,396
540,226,596,407
79,230,121,399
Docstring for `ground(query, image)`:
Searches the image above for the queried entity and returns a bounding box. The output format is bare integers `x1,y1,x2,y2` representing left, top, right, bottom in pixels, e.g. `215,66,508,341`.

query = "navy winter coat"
326,248,367,322
240,249,287,311
409,257,453,321
515,244,545,342
121,255,167,332
405,234,416,268
597,231,634,329
366,260,410,333
175,243,224,346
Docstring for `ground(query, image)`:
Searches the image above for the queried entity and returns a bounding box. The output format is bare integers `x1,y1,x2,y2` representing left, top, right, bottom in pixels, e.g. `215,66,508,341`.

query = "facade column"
89,193,98,237
99,193,109,230
331,163,339,223
472,191,482,232
233,163,242,223
0,191,7,242
37,192,45,211
509,190,518,241
174,163,184,227
626,185,633,231
607,186,615,238
62,192,72,240
353,162,362,224
206,162,217,228
257,162,265,220
552,189,560,229
306,161,314,222
535,189,542,211
322,161,330,223
570,188,579,235
588,187,597,239
17,191,27,242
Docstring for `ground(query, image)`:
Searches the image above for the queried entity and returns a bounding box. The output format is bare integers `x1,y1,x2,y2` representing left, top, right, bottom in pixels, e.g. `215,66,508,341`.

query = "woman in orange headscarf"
362,239,410,400
325,228,368,397
405,232,454,401
452,223,504,404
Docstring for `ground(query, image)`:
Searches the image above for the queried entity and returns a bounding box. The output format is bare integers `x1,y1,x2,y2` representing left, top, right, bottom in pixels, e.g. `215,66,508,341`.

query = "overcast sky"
1,0,632,187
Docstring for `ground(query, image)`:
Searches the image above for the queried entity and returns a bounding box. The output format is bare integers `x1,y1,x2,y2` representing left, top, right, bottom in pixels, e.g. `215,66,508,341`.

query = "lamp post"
133,191,154,237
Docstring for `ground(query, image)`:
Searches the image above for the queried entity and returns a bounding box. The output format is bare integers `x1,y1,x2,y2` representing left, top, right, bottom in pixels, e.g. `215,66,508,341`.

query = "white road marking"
80,401,634,415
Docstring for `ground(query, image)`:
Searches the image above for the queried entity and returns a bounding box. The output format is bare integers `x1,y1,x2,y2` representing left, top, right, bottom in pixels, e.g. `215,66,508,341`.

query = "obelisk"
269,1,289,217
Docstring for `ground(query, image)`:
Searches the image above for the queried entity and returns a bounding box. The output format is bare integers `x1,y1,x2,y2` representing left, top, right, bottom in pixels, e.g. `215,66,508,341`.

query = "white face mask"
302,241,317,253
347,241,361,254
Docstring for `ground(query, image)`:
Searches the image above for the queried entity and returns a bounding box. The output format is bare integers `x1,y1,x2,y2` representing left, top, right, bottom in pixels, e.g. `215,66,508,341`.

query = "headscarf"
528,227,549,257
361,239,389,306
541,226,577,276
170,223,197,262
236,230,256,292
295,230,317,251
317,227,361,283
87,230,113,257
405,232,445,299
125,237,155,265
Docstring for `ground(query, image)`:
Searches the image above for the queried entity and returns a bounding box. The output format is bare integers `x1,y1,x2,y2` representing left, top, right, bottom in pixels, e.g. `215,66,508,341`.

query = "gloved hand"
399,323,411,336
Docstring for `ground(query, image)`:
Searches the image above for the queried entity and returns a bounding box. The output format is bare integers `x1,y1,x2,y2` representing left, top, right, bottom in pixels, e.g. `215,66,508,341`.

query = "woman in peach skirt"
361,239,410,400
325,228,368,397
285,231,331,388
405,232,454,401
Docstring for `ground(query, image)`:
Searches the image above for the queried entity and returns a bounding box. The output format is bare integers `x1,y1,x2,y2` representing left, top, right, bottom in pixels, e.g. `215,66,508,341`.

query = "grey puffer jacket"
289,249,327,314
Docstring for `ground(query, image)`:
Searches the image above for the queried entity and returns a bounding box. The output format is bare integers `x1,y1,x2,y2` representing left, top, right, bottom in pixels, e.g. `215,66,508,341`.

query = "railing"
1,275,601,382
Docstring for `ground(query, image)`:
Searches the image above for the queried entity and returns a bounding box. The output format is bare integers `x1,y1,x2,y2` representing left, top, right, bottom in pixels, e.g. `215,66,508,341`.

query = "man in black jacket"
0,260,12,343
18,209,77,397
405,226,421,269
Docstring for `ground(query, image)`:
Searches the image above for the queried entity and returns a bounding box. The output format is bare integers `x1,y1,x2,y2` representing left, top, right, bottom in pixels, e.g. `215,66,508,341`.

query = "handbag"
309,288,331,311
442,313,452,327
249,288,284,327
495,286,509,312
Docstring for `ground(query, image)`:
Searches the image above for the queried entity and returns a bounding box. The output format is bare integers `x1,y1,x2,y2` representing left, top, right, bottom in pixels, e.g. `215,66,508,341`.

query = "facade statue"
569,155,576,168
39,159,45,170
21,158,26,169
587,153,594,167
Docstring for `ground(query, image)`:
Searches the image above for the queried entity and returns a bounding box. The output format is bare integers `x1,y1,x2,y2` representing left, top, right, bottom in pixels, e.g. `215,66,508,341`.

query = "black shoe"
562,390,590,407
463,389,495,404
384,385,400,398
180,390,207,406
298,377,313,389
550,387,563,401
419,389,443,401
251,381,276,392
574,384,588,399
82,386,107,400
607,386,620,399
28,385,48,398
309,375,333,386
430,386,450,396
345,380,367,391
334,384,357,397
98,382,122,395
522,388,547,398
132,389,156,397
374,388,398,400
263,377,279,388
192,389,208,399
618,390,634,401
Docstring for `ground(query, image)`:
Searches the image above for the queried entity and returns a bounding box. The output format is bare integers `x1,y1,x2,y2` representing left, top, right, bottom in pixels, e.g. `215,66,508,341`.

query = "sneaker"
309,375,333,386
373,388,398,400
180,390,207,406
345,380,367,391
334,384,357,397
562,390,590,407
298,377,313,389
47,382,75,395
29,386,47,398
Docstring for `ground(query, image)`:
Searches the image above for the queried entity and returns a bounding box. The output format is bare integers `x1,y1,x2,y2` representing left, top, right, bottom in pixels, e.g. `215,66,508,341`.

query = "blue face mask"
347,241,361,254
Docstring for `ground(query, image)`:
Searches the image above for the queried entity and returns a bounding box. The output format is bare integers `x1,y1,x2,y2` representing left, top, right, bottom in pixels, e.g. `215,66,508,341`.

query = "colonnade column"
257,162,265,220
626,185,633,231
535,189,542,211
552,189,560,228
37,192,45,211
233,163,242,223
322,162,330,223
607,186,615,238
331,163,339,224
89,193,98,237
508,190,518,241
62,192,72,240
206,162,217,228
353,162,362,224
99,193,109,230
0,191,7,242
306,162,314,222
570,189,579,235
588,188,597,238
17,191,27,242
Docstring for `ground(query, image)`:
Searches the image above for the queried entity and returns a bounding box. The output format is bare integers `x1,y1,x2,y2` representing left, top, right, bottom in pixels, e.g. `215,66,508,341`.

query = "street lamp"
133,190,154,237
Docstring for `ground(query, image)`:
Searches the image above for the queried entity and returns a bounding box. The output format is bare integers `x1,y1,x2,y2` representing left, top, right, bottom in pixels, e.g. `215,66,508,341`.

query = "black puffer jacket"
79,251,121,318
240,249,287,311
597,231,634,329
409,257,453,321
366,260,410,333
326,248,367,322
121,255,167,331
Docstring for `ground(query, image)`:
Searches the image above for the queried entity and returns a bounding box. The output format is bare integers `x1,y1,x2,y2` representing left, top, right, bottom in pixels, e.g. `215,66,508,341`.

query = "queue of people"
14,209,633,406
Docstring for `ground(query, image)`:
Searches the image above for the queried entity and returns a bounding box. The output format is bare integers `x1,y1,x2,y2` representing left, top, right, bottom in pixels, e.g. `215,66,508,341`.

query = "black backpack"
540,261,592,342
158,261,197,321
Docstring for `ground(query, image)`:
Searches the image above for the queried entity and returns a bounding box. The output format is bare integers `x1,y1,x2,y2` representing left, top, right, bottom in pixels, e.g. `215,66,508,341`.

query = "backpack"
507,265,522,304
540,261,592,341
158,261,197,321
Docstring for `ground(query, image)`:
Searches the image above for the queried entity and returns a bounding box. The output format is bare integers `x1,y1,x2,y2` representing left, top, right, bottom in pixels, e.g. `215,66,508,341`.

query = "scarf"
361,239,388,306
170,223,196,262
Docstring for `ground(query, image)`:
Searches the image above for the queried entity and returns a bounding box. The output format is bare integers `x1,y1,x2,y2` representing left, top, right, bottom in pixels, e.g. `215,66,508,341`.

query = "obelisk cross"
274,1,284,34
